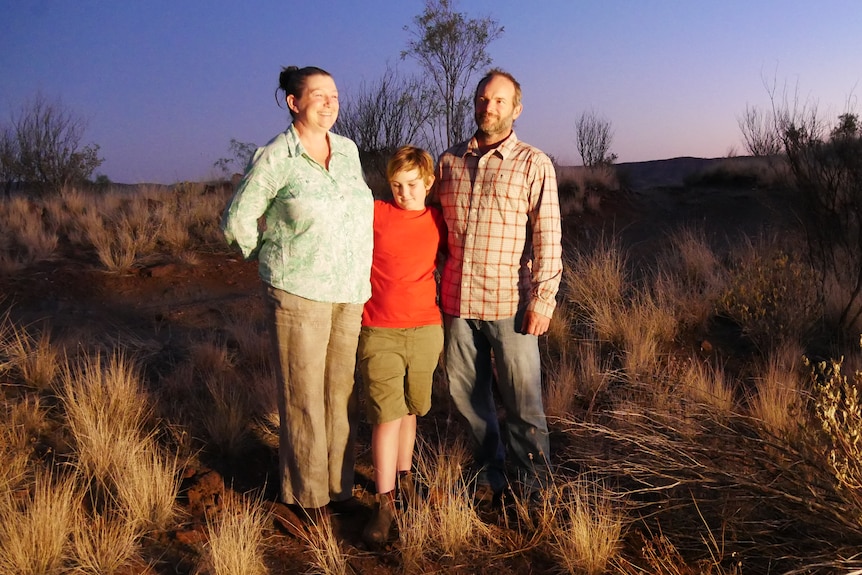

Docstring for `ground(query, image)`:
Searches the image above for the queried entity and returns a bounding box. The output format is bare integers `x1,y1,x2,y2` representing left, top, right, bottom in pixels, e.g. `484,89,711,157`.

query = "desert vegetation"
0,95,104,196
2,121,862,573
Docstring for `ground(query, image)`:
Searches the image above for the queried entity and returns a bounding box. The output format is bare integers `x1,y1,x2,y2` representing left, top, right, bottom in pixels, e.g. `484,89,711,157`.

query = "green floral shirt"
222,125,373,304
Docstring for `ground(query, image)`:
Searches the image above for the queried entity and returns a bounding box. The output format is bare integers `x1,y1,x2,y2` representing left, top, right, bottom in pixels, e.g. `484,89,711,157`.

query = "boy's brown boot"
396,470,416,509
362,491,396,545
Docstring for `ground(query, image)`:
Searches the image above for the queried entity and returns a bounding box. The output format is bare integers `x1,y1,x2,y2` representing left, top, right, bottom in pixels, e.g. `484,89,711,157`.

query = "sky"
1,0,860,184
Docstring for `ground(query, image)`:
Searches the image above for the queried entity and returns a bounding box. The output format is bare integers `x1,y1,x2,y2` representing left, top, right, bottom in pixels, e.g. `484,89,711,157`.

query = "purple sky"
2,0,859,184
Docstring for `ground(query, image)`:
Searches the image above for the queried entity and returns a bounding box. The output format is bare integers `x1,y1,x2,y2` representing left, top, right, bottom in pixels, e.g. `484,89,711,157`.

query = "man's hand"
522,310,551,336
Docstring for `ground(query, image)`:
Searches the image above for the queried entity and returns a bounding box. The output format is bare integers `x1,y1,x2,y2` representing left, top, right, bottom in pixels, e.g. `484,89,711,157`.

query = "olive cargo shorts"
358,324,444,424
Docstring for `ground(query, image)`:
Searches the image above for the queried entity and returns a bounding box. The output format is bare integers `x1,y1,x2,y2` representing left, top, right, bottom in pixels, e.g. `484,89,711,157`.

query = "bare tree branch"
3,94,103,194
575,110,616,167
335,66,435,181
402,0,503,149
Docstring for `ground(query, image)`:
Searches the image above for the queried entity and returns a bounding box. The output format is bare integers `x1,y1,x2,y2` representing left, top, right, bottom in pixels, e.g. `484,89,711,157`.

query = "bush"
784,112,862,334
575,110,617,167
1,95,103,194
718,243,820,350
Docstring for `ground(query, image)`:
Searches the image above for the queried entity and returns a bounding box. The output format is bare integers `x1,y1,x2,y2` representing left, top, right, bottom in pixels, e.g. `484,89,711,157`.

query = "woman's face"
288,74,339,132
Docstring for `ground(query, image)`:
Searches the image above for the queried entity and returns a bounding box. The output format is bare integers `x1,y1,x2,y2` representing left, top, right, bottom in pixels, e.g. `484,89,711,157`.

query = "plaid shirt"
437,131,562,320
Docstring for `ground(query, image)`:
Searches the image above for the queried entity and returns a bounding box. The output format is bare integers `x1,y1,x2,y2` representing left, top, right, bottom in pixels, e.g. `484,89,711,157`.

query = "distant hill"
615,157,722,190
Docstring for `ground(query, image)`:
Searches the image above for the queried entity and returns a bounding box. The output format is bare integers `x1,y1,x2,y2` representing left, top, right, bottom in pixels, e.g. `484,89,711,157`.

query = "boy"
358,146,446,545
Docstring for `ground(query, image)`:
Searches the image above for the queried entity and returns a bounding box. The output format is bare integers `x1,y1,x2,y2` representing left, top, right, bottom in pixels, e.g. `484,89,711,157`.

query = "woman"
222,66,373,517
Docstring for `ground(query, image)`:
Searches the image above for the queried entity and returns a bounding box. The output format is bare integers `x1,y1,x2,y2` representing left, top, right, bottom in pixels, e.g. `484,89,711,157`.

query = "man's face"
474,75,522,141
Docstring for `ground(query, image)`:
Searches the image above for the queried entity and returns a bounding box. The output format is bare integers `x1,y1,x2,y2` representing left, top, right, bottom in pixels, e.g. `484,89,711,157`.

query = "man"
437,69,563,502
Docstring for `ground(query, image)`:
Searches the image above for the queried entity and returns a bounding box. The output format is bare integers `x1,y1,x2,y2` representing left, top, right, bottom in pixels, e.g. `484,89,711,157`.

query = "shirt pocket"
489,181,528,226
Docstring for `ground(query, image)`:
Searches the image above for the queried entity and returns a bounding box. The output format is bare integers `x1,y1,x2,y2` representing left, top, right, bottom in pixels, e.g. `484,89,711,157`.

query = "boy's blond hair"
386,145,435,185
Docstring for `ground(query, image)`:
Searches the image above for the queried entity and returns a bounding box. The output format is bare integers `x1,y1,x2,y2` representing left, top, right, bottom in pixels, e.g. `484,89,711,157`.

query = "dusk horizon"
2,0,859,184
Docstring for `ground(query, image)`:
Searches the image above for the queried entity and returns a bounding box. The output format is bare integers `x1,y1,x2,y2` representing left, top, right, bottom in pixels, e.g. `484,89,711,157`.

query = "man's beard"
476,113,509,136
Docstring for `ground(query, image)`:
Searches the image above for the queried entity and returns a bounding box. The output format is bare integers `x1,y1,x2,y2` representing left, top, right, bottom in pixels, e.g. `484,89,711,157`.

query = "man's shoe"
473,483,504,511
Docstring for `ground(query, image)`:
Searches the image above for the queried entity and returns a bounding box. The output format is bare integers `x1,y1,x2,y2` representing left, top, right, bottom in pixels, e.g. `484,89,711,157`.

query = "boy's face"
389,168,433,211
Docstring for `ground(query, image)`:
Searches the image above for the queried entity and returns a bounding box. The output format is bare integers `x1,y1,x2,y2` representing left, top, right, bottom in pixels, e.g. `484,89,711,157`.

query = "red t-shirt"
362,200,446,327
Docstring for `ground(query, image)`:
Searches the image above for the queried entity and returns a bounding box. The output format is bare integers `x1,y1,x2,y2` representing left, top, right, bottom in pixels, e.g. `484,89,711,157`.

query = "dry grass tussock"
0,470,80,575
547,476,626,575
297,510,350,575
195,491,269,575
6,322,62,392
157,336,273,460
564,237,627,343
0,397,39,495
69,510,144,575
61,351,180,532
747,341,807,437
653,226,729,335
564,238,681,378
545,339,614,419
392,438,506,572
0,195,59,274
0,317,183,572
61,352,151,479
556,164,619,217
0,183,232,275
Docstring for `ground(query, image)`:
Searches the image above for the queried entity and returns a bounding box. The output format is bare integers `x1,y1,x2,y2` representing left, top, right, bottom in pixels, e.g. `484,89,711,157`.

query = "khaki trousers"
264,286,362,508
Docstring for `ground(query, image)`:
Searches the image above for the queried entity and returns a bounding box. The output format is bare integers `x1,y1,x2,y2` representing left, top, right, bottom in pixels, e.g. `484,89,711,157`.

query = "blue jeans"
444,312,550,493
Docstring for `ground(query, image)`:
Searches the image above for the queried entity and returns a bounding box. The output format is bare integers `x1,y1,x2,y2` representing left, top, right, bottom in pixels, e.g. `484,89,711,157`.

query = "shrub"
718,243,820,351
1,95,103,194
782,112,862,334
808,350,862,494
575,110,617,167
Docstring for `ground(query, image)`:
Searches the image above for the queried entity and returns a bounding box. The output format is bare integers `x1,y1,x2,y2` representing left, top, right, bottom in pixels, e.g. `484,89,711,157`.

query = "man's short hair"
475,68,522,107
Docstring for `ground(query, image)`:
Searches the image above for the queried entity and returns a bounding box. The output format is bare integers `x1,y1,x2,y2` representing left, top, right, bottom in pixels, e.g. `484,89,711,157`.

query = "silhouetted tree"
1,94,103,194
575,110,617,166
214,138,258,177
0,126,17,196
738,104,782,156
336,66,435,182
781,108,862,334
402,0,503,150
